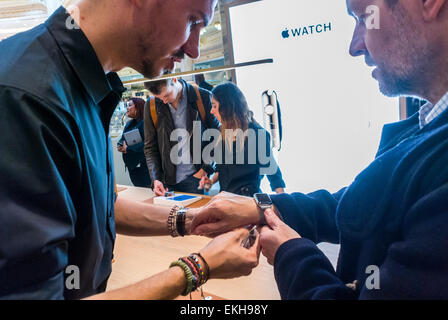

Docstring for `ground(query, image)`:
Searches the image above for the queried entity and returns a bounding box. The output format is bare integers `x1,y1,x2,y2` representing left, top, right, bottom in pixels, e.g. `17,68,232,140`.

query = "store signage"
282,22,332,39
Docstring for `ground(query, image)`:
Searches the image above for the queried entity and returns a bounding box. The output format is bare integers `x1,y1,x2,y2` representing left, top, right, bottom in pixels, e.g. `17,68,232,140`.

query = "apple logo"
282,28,290,39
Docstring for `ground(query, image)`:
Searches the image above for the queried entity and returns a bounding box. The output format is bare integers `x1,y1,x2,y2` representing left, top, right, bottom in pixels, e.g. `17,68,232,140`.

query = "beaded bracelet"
170,260,194,296
195,252,210,282
167,205,181,237
187,254,206,285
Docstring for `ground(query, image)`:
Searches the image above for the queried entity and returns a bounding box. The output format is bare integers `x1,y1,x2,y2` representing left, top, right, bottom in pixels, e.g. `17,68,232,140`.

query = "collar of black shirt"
45,6,125,105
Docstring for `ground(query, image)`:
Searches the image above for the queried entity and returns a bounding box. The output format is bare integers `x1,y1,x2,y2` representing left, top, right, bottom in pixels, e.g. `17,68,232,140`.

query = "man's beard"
141,59,160,79
375,42,434,99
376,66,414,98
137,39,163,79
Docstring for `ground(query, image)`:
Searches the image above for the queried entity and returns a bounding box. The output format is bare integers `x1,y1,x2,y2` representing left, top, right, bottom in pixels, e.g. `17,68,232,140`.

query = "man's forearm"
114,196,194,236
86,266,186,300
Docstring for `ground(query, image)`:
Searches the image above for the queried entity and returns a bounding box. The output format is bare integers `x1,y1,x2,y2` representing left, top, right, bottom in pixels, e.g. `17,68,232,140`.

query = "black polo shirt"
0,7,125,299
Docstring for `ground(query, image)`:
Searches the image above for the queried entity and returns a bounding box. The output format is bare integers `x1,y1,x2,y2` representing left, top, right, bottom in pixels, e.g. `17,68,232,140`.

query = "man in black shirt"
0,0,259,300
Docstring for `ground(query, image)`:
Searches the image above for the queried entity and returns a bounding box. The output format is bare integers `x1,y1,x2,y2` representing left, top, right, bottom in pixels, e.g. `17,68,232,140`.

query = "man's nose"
349,27,366,57
182,31,201,60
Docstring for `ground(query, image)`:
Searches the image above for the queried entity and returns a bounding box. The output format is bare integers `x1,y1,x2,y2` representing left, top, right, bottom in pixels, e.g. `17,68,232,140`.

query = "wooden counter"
106,185,281,300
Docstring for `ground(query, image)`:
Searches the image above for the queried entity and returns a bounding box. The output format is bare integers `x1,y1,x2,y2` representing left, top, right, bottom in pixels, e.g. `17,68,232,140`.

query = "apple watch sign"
282,22,332,39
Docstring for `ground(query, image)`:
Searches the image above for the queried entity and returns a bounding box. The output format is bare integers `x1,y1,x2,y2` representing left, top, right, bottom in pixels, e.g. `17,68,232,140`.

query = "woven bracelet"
170,260,194,296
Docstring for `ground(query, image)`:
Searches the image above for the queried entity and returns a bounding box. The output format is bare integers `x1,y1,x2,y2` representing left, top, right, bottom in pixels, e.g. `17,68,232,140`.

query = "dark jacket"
270,110,448,299
144,79,220,187
118,119,146,171
0,7,123,299
216,122,285,196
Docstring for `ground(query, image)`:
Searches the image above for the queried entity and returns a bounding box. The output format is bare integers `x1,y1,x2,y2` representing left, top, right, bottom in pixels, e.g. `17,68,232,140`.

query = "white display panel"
229,0,399,194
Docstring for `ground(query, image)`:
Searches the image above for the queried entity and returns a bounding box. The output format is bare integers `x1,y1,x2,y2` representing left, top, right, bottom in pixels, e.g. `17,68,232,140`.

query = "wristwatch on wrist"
253,193,273,225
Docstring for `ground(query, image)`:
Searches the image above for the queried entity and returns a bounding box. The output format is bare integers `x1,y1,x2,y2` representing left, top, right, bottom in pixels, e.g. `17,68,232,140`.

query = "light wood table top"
107,185,281,300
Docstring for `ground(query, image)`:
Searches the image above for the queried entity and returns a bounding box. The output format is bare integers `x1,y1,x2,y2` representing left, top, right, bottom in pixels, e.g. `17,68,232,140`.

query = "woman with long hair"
117,98,151,187
200,83,285,196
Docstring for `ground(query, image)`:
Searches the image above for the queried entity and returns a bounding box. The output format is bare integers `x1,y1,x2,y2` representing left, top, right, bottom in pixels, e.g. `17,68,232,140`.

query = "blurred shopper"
0,0,261,300
144,78,219,196
192,0,448,299
117,98,151,188
194,73,214,92
199,83,285,196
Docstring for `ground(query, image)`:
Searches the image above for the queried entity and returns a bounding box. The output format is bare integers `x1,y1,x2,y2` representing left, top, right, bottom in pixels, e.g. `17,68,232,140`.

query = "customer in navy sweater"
190,0,448,299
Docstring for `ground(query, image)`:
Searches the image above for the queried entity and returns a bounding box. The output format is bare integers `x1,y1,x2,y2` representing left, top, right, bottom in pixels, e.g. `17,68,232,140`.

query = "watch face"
255,193,272,206
264,104,275,116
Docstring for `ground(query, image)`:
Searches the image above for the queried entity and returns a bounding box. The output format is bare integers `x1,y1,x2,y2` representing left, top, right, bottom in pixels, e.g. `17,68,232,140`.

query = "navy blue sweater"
270,109,448,299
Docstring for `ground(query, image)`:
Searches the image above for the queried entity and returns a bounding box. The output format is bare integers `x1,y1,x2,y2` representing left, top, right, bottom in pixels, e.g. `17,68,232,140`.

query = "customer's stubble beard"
376,8,435,98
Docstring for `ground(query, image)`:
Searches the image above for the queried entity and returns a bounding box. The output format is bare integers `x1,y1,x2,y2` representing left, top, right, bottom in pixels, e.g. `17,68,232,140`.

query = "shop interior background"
0,0,399,195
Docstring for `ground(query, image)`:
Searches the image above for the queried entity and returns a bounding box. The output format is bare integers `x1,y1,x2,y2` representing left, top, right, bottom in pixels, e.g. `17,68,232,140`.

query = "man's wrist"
185,208,197,235
250,198,265,225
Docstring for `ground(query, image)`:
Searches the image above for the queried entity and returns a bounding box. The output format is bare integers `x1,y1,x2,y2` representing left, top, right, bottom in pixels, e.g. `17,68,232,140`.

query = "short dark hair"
144,79,173,95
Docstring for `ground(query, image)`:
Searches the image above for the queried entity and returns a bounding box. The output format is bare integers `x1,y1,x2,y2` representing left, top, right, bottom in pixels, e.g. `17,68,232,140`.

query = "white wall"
229,0,399,194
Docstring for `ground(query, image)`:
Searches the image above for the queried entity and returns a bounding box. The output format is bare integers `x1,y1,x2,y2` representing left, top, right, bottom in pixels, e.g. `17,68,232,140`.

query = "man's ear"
422,0,446,21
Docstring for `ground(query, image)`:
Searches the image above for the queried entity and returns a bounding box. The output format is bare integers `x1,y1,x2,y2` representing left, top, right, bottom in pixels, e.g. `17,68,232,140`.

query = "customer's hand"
259,209,301,265
121,141,128,154
199,176,213,191
191,192,261,237
153,180,168,196
193,169,207,179
275,188,285,194
200,228,261,279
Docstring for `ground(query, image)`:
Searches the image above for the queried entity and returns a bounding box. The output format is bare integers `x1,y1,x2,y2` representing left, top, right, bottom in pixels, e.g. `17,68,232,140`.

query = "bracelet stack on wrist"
170,253,210,296
167,206,188,237
167,205,181,237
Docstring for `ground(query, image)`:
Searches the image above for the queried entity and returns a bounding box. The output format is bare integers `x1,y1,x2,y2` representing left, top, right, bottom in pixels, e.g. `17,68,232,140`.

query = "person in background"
117,98,151,188
194,73,214,92
144,77,219,196
199,83,285,196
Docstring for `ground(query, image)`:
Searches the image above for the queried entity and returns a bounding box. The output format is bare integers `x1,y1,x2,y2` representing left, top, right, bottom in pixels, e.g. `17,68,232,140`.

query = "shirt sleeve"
0,86,82,299
270,188,347,244
259,130,286,190
274,238,356,300
358,182,448,299
274,182,448,299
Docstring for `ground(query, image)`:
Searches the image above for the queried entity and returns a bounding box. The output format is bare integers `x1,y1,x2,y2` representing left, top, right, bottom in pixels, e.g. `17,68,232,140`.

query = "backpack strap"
149,97,158,128
191,84,206,124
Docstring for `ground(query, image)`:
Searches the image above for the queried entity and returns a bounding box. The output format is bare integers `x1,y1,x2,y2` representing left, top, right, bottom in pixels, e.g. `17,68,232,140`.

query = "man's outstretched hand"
190,192,262,237
200,228,261,279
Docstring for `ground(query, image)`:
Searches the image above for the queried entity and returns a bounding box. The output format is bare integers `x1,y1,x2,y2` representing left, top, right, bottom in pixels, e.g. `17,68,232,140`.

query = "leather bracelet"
176,208,188,237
